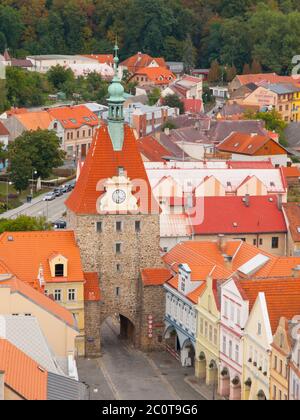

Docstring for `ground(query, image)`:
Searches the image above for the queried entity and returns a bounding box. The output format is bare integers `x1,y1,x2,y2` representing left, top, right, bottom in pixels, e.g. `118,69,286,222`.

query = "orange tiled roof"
134,67,176,85
282,166,300,178
6,107,28,116
283,203,300,242
121,53,167,73
15,111,54,131
239,278,300,333
84,272,101,301
0,231,84,286
236,73,300,86
82,54,114,65
137,135,175,162
0,121,9,136
0,338,48,400
0,275,77,328
164,240,300,281
48,105,98,129
166,274,207,304
141,268,173,286
66,124,158,215
217,132,283,156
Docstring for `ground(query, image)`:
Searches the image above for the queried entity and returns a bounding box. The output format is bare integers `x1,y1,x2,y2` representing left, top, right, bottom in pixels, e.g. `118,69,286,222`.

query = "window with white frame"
224,299,228,318
54,289,62,302
223,335,226,354
200,317,204,335
235,344,239,363
68,289,76,301
229,340,233,359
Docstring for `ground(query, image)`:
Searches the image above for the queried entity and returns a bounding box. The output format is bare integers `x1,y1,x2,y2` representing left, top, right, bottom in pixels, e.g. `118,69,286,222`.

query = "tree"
8,130,65,192
243,63,251,74
182,34,196,74
163,94,184,114
226,65,237,82
148,88,161,106
244,109,288,145
251,59,262,74
0,215,52,234
208,60,222,83
47,65,75,91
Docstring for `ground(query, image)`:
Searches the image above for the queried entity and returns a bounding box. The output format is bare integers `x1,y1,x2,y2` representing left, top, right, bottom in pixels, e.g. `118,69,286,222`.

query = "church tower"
66,43,162,356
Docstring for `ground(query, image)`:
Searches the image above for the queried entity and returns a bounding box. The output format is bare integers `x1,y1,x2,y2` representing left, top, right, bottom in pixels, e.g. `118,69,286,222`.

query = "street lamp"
31,169,38,196
6,180,12,210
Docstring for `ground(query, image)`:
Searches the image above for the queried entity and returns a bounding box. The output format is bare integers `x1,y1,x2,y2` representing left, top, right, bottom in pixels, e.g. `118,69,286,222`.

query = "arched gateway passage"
100,314,136,350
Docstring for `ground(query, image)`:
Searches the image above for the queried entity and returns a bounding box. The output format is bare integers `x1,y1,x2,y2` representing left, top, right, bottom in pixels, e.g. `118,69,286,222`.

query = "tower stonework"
66,45,164,357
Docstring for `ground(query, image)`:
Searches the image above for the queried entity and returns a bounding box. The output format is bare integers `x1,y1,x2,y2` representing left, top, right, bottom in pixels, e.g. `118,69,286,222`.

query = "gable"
244,293,273,348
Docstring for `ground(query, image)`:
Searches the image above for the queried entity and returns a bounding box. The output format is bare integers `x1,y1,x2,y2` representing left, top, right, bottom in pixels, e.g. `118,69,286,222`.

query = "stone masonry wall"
68,210,163,356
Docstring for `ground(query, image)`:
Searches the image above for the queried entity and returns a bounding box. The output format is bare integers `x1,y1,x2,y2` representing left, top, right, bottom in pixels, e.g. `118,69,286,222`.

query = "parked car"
54,188,64,197
53,220,67,229
62,184,72,193
68,181,76,190
43,192,56,201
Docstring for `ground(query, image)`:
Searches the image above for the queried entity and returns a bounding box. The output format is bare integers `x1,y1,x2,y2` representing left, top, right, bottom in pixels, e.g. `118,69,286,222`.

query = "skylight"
234,143,239,147
238,254,270,276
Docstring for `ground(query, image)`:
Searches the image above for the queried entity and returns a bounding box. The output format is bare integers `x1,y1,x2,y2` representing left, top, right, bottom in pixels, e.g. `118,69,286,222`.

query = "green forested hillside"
1,0,300,73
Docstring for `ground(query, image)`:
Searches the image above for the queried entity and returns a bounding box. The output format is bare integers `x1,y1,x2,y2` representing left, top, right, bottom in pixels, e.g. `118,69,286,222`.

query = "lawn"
288,184,300,202
0,181,50,214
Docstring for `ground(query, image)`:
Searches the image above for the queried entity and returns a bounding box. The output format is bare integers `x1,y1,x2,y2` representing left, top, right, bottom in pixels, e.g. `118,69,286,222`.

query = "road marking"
96,357,122,401
142,353,182,401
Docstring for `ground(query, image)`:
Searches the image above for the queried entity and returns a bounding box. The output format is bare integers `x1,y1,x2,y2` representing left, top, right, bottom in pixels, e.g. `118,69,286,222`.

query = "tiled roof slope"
0,231,84,286
193,196,287,235
0,338,48,400
239,278,300,333
66,124,158,214
0,275,77,329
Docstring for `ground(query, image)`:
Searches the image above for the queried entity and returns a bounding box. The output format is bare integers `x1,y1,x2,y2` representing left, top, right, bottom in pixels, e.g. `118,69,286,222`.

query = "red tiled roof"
0,231,84,286
227,160,274,169
48,105,98,129
0,275,77,328
137,135,174,162
134,67,176,85
283,203,300,242
121,53,167,73
193,195,287,235
141,268,173,286
217,132,283,155
84,272,101,301
0,338,48,400
0,121,9,136
66,124,158,215
238,278,300,333
183,99,203,114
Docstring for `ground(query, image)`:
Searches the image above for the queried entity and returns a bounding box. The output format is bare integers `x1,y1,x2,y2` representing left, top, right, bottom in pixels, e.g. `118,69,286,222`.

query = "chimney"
244,194,250,207
277,194,283,211
0,371,4,400
250,133,257,137
218,234,226,253
292,266,300,278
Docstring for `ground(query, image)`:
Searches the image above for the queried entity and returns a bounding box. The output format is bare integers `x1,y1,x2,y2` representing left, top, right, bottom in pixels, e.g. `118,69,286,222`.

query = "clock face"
112,189,126,204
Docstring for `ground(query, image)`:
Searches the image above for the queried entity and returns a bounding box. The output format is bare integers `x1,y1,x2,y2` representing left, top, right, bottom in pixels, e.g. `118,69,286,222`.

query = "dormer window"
55,264,64,277
118,166,125,176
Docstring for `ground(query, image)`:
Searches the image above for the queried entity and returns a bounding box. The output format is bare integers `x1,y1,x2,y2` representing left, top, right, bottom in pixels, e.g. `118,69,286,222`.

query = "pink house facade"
219,277,249,400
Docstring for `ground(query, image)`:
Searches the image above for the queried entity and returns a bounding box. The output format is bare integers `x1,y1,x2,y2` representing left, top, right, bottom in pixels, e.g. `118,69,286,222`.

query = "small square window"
135,221,141,232
54,289,62,302
68,289,76,301
116,221,122,232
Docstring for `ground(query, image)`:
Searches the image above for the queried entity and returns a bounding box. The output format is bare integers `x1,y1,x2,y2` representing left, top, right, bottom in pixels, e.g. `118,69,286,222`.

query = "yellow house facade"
195,276,220,386
269,317,291,401
242,293,271,400
0,274,79,363
292,91,300,122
